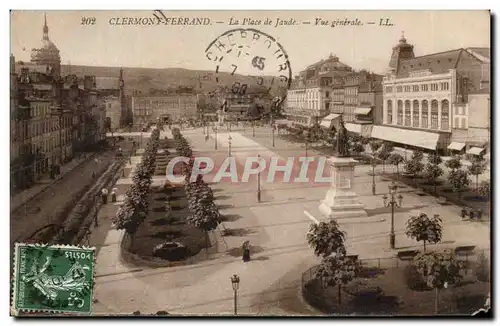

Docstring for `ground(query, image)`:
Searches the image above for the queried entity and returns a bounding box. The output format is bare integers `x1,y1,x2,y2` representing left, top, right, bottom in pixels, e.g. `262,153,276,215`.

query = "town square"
9,10,491,316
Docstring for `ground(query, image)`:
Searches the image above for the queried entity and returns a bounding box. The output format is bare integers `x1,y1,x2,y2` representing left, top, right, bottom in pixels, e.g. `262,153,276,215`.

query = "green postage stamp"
11,243,96,315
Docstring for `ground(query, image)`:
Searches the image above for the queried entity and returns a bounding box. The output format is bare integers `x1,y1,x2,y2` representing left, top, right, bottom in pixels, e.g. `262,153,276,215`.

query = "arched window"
431,100,439,129
397,100,403,125
387,100,393,124
441,100,450,130
422,100,429,128
404,100,411,126
413,100,420,127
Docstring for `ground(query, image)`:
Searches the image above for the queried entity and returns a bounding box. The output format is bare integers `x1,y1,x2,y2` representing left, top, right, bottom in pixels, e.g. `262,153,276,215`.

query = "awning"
320,113,340,128
345,123,362,134
447,142,466,151
371,125,440,150
466,147,485,155
354,107,372,115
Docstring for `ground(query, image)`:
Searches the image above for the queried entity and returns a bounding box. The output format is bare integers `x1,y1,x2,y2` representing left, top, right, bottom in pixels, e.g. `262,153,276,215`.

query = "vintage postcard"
9,10,491,316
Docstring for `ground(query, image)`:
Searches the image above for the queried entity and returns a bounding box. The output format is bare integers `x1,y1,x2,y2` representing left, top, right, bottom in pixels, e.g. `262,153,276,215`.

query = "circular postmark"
204,28,292,117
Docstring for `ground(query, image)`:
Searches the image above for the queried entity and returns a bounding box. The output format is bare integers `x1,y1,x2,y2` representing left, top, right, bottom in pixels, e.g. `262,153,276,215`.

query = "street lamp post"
214,126,218,150
252,120,255,137
231,274,240,315
140,131,143,148
382,181,403,249
228,135,232,157
257,154,261,202
305,131,309,158
272,123,275,148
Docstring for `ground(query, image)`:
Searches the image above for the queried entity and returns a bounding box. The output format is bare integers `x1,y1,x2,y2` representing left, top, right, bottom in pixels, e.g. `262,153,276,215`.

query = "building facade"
132,94,198,126
10,13,106,192
379,34,489,155
103,96,122,130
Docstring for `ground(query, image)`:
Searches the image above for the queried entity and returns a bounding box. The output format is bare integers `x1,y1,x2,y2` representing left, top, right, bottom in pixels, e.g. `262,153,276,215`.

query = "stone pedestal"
318,156,368,221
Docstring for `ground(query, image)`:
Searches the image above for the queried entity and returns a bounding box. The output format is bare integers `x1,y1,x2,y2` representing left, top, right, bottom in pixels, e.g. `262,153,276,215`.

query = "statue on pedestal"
335,114,350,157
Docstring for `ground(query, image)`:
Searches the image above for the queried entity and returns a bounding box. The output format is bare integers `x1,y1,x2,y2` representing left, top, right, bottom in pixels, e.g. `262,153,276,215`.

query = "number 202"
81,17,96,25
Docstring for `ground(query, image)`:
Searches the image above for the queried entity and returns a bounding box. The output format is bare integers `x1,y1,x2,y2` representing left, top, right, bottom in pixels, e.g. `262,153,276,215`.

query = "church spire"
43,12,49,40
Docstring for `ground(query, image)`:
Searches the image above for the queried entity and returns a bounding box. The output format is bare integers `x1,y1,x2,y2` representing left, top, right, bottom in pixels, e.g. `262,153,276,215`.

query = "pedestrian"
91,171,96,180
111,188,117,203
101,188,108,204
242,241,251,262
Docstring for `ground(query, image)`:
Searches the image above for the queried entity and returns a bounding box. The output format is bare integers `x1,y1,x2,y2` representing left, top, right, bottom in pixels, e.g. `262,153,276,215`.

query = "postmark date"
81,17,96,25
65,251,92,260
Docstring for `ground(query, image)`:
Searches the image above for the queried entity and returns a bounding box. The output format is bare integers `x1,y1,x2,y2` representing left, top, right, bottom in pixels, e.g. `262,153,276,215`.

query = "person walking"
242,241,251,262
101,188,109,204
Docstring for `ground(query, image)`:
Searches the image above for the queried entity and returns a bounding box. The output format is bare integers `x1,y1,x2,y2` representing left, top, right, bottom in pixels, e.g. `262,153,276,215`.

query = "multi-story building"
377,34,489,155
284,54,352,128
132,94,198,126
10,13,107,192
103,96,122,130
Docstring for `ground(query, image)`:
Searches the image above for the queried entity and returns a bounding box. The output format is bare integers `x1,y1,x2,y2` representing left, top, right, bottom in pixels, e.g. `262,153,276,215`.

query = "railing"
301,249,491,313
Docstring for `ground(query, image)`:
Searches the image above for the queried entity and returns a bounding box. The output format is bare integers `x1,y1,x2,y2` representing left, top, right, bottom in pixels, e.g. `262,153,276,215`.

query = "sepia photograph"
8,9,491,317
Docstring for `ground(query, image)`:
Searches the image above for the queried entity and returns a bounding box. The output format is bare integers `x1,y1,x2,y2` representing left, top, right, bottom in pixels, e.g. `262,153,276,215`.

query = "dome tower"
30,13,61,76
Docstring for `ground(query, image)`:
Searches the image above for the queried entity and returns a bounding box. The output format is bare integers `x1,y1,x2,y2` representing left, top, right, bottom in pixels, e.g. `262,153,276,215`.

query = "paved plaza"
90,128,490,315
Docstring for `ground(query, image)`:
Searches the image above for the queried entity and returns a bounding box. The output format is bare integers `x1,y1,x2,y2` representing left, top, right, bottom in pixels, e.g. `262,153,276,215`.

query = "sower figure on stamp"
335,114,350,157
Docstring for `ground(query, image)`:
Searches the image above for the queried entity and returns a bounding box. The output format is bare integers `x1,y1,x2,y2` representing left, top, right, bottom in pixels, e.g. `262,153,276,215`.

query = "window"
325,91,330,98
431,83,439,91
397,100,403,125
440,82,449,91
421,84,428,92
422,100,429,128
396,86,403,92
431,100,439,129
404,86,411,92
461,118,466,129
413,100,420,127
404,100,411,126
387,100,393,124
385,86,393,93
454,117,460,128
441,100,449,130
413,85,419,92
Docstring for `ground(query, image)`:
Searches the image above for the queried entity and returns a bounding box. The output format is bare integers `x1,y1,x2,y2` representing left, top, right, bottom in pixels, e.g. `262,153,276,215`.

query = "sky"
10,10,490,75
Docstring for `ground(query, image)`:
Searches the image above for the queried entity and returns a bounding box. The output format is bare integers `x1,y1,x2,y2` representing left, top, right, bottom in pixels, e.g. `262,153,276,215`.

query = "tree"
427,152,443,166
323,128,336,149
388,152,405,177
425,163,444,194
314,255,361,304
467,156,487,190
445,155,462,172
377,147,391,173
448,169,471,200
478,180,490,198
404,158,424,183
405,213,443,252
412,251,464,314
306,220,346,258
351,142,365,157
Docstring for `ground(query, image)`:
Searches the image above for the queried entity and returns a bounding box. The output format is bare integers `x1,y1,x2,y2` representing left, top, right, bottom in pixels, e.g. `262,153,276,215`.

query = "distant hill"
58,64,279,96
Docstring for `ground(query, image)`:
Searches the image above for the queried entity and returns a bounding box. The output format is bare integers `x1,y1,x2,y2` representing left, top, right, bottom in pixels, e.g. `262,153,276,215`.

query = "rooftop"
396,49,464,78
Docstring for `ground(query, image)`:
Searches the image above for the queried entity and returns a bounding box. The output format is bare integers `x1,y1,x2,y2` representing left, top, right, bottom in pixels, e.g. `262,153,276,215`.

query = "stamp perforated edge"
11,242,97,316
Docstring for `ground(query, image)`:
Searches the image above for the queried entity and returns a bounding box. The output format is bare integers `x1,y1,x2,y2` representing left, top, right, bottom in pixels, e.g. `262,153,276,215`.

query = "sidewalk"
10,153,94,213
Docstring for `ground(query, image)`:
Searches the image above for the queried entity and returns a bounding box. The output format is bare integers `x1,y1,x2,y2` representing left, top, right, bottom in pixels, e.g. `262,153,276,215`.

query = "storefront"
447,142,466,155
345,123,373,138
320,113,340,130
